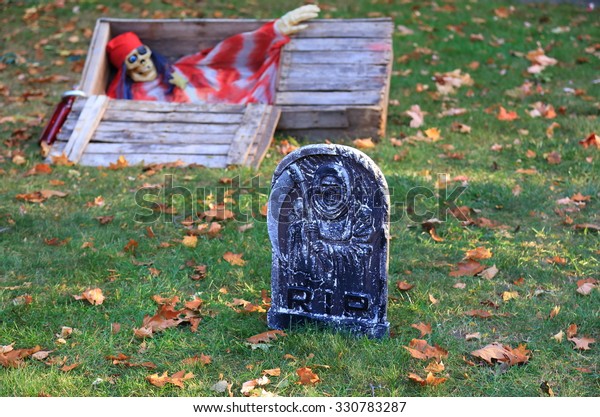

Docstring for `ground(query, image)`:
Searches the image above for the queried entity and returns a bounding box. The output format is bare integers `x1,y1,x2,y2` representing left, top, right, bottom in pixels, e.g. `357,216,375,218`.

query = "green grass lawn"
0,0,598,397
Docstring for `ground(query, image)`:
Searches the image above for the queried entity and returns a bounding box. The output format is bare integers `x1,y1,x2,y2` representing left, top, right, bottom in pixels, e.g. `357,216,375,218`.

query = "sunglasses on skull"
127,46,148,64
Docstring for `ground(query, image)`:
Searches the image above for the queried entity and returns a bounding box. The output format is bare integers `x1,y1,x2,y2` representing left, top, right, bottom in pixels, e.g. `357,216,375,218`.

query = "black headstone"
267,144,390,338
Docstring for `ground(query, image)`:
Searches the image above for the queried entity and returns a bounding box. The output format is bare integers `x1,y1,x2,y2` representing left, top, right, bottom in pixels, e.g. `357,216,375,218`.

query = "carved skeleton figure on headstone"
268,144,390,338
287,162,374,285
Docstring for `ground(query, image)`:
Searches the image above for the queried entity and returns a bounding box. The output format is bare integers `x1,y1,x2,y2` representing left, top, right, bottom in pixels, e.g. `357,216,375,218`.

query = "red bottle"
38,90,87,145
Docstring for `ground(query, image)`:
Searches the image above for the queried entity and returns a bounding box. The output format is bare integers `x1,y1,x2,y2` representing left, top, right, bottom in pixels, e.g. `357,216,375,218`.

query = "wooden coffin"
78,17,393,140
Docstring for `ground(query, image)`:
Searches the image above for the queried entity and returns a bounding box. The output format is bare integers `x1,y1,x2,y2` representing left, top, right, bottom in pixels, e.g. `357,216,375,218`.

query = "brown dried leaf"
73,288,105,305
411,322,432,337
223,251,245,266
464,310,493,319
449,260,485,277
246,330,287,345
568,337,595,351
403,339,448,361
471,342,530,366
396,281,414,291
352,138,376,149
408,372,447,386
465,247,492,261
296,367,320,385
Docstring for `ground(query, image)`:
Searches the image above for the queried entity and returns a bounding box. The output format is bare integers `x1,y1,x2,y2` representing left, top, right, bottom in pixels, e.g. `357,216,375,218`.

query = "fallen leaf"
453,282,466,289
479,265,499,280
223,251,245,266
411,322,432,337
60,363,80,372
552,330,564,343
246,330,286,345
262,368,281,377
203,206,235,221
396,281,414,291
466,332,481,341
567,324,578,338
296,367,320,385
429,294,439,305
465,247,492,261
408,372,447,386
464,310,493,319
424,128,441,141
471,343,530,366
405,104,426,128
577,281,596,295
182,354,212,366
549,305,561,319
108,155,129,170
73,288,105,305
568,337,595,351
352,138,375,149
540,381,555,397
123,239,138,253
497,106,518,121
182,235,198,248
96,216,114,225
0,345,41,368
579,132,599,149
424,361,445,374
449,260,485,277
403,339,448,361
147,370,194,388
502,291,519,301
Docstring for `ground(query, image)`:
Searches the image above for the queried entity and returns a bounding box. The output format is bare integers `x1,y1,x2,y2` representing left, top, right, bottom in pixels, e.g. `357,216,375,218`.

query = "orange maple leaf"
223,251,246,266
497,106,519,121
297,367,320,385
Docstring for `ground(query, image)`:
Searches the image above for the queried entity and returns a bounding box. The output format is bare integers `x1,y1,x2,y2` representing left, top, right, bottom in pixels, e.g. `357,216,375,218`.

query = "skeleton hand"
275,5,320,36
168,72,188,90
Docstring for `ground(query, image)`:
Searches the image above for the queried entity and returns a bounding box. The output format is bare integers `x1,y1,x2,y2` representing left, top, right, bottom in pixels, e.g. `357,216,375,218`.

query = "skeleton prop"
106,5,320,104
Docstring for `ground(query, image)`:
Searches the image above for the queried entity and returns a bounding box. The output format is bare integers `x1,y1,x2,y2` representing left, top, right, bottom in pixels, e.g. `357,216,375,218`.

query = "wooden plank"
249,106,281,169
277,126,381,141
71,98,246,114
85,131,235,144
278,77,386,92
281,63,388,79
102,109,244,124
63,120,240,135
282,50,391,65
277,108,349,130
80,22,111,96
105,18,393,41
79,152,229,168
62,95,110,163
85,142,229,155
275,91,382,106
285,38,392,52
277,105,382,129
226,103,268,165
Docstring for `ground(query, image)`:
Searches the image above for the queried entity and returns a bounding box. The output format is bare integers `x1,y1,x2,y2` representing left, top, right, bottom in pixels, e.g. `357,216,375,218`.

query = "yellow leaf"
424,128,441,141
182,235,198,248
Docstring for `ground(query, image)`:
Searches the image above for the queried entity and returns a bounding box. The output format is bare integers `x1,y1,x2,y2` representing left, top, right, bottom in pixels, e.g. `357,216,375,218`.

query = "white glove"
275,5,320,35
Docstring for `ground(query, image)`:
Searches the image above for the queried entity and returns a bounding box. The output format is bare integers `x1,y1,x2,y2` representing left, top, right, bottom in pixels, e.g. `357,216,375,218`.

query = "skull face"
125,45,157,82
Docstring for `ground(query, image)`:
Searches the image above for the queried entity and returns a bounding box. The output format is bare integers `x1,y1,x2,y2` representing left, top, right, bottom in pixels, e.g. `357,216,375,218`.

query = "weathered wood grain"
79,153,228,168
62,95,109,163
80,22,111,95
281,50,391,65
84,142,230,155
226,103,268,165
249,106,281,169
275,91,382,106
